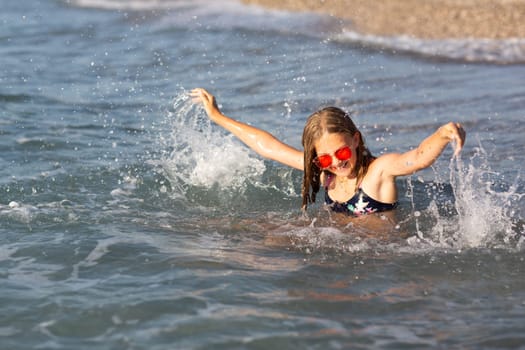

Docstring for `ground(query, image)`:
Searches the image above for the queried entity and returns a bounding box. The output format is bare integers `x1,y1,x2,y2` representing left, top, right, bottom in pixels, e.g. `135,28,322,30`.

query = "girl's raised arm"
190,88,304,170
379,122,466,178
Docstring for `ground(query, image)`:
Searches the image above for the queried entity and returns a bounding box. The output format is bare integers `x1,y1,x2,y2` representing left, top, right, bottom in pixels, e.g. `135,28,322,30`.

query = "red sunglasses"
313,146,352,169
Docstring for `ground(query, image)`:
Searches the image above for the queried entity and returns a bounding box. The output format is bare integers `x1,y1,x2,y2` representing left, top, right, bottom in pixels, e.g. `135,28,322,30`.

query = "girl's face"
314,132,359,177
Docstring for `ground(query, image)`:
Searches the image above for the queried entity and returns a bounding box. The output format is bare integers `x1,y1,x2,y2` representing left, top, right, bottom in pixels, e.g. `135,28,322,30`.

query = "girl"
190,88,466,216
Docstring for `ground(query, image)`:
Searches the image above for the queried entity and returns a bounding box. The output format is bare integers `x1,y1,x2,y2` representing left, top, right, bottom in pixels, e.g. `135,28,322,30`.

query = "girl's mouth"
331,160,349,171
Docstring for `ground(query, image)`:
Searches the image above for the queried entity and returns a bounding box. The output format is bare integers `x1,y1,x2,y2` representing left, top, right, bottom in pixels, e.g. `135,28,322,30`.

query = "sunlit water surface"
1,0,524,349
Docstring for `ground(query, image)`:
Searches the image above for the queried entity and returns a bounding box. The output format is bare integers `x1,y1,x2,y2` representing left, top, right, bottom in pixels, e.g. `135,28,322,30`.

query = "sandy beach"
242,0,525,39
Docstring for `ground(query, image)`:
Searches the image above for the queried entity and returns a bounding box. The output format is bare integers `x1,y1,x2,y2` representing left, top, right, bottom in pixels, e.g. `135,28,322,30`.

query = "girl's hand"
190,88,303,170
439,122,466,157
190,88,220,120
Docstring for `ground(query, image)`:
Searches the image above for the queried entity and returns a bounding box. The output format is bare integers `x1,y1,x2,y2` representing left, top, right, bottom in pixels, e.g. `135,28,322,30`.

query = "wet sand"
242,0,525,39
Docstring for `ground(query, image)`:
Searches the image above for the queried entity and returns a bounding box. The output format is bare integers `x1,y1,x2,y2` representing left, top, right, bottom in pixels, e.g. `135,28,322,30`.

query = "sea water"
1,0,525,349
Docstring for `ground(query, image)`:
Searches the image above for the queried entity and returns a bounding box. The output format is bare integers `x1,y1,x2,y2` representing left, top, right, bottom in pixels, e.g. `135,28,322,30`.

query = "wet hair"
301,107,375,210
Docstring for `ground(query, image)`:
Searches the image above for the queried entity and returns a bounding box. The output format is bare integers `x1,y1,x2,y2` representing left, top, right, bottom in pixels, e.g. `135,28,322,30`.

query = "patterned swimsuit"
324,174,397,216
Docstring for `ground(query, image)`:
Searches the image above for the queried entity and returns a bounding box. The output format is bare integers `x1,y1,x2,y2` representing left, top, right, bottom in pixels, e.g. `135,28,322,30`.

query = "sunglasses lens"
335,146,352,161
314,147,352,169
315,154,332,168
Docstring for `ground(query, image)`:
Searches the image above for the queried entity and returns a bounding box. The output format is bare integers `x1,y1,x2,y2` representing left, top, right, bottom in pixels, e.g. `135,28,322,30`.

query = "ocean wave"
66,0,525,64
334,31,525,64
65,0,189,10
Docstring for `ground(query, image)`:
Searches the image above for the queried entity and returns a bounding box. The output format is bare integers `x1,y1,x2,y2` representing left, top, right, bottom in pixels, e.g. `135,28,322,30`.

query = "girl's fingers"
190,88,206,103
452,123,466,157
190,88,213,103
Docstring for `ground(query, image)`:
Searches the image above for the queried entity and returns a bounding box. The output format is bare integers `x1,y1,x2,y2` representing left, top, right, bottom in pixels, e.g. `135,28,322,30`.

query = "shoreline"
241,0,525,39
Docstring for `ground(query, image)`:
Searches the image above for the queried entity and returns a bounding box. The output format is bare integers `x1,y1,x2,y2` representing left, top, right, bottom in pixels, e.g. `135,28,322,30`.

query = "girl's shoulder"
361,154,399,203
367,153,399,172
362,153,399,183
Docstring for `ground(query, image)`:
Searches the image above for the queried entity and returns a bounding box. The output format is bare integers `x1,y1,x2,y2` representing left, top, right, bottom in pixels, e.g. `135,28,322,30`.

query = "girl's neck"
325,173,360,202
329,171,357,181
336,174,358,188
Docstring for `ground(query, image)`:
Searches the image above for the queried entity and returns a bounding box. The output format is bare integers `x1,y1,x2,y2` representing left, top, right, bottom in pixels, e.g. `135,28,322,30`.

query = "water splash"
450,147,522,247
158,92,266,197
409,144,524,250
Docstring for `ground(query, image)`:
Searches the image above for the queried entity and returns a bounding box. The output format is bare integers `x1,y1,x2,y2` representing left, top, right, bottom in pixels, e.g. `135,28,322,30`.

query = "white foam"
0,201,36,224
67,0,193,10
0,200,81,226
336,31,525,64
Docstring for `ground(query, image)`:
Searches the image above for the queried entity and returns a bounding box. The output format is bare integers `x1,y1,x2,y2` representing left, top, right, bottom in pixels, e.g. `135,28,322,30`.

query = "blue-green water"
1,0,524,348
